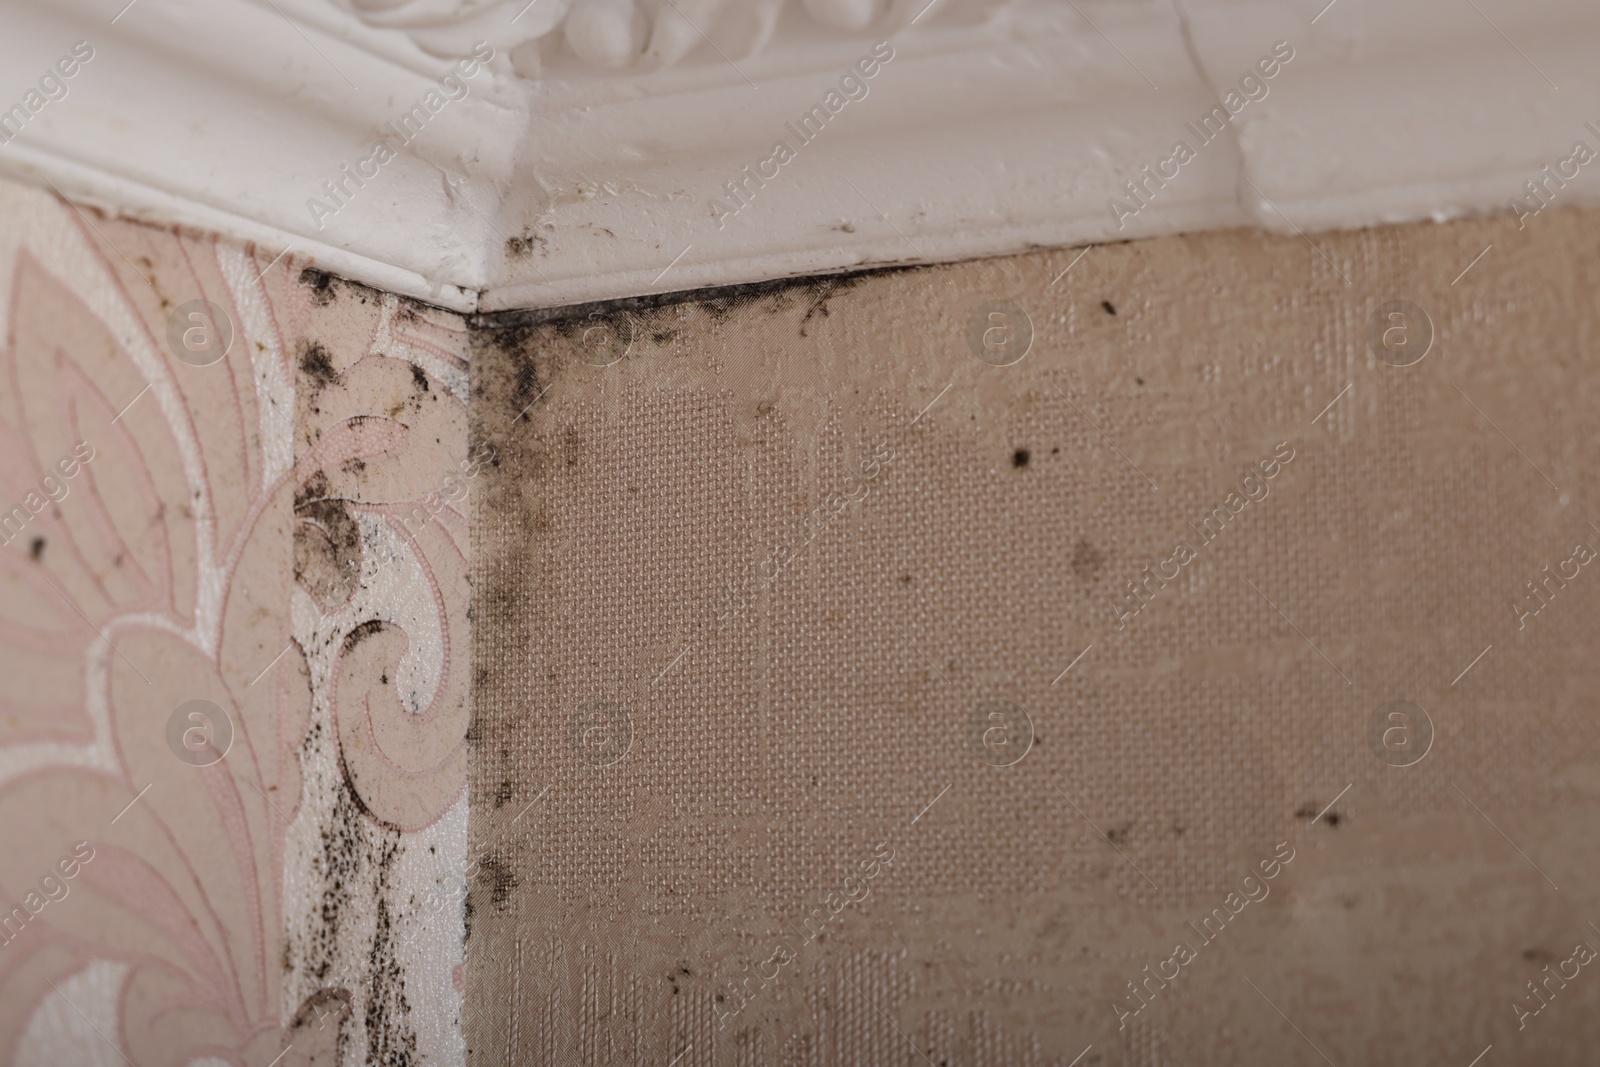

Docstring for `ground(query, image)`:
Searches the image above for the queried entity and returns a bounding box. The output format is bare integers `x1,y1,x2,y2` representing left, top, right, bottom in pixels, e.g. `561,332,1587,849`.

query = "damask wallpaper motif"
0,173,469,1067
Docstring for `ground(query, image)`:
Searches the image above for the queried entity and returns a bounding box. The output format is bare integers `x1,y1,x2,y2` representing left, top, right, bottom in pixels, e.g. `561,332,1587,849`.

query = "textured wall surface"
2,164,1599,1066
469,210,1600,1066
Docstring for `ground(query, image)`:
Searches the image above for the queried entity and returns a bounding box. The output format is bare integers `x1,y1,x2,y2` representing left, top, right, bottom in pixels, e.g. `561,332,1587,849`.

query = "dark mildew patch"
476,852,517,908
284,717,419,1066
299,340,339,390
364,863,419,1067
462,260,932,1057
505,234,544,259
1070,539,1105,582
341,618,386,657
300,267,337,306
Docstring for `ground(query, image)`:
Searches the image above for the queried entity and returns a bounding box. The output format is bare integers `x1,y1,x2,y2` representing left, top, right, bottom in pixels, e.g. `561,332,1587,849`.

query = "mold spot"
299,341,339,389
1070,539,1104,581
341,619,386,657
411,362,430,393
477,853,517,907
28,537,44,561
364,875,419,1066
300,267,336,305
797,276,866,337
1012,449,1030,468
493,780,514,808
287,987,352,1054
1102,300,1117,316
513,363,544,406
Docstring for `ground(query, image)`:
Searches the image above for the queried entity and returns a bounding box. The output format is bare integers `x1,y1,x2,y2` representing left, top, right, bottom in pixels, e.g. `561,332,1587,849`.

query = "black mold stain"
470,263,922,338
300,267,336,305
299,340,339,389
513,363,545,409
339,750,404,834
1012,449,1030,468
796,276,865,336
365,866,418,1067
505,234,541,259
1102,300,1117,315
342,619,386,657
477,853,517,907
410,363,430,393
28,537,44,561
290,719,412,1063
1294,805,1342,825
287,986,353,1059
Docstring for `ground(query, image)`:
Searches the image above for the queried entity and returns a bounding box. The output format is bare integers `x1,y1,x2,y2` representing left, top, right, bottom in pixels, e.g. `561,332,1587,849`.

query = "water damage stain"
294,472,362,611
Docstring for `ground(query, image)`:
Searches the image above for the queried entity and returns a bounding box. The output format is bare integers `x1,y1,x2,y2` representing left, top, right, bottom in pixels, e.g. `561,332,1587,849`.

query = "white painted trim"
2,0,1597,312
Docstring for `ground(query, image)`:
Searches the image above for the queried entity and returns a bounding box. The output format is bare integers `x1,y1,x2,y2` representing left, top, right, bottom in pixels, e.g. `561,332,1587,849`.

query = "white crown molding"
1,0,1597,312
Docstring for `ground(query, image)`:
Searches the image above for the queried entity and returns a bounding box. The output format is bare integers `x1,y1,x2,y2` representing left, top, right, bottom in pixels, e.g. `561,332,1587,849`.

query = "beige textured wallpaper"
469,208,1600,1067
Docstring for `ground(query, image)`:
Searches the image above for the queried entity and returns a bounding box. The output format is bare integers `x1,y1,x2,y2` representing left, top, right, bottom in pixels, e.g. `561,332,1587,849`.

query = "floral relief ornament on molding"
321,0,1004,72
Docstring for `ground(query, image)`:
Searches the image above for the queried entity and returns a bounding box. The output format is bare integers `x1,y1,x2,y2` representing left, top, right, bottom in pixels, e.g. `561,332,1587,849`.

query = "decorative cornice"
2,0,1598,312
322,0,1007,73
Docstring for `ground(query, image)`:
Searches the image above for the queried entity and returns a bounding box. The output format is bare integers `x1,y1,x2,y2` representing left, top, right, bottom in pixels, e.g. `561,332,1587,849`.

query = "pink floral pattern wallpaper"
0,174,470,1067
